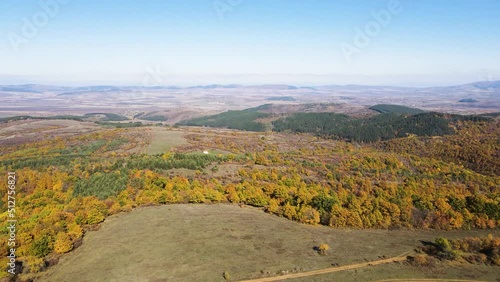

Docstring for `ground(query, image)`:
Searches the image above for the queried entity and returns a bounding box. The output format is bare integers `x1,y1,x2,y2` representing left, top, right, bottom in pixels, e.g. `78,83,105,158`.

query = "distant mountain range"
1,80,499,94
1,80,498,118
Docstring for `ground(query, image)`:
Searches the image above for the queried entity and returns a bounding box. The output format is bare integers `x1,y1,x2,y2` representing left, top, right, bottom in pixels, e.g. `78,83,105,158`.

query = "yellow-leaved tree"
54,232,73,254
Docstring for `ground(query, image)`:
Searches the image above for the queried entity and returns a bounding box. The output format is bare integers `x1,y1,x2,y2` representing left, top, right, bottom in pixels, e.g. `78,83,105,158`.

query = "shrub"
465,253,488,264
421,235,500,265
25,256,46,273
31,235,53,258
408,254,436,267
283,203,297,220
54,233,73,254
299,207,321,225
435,237,452,252
188,190,205,203
86,208,106,225
318,244,330,255
409,254,427,266
266,199,281,215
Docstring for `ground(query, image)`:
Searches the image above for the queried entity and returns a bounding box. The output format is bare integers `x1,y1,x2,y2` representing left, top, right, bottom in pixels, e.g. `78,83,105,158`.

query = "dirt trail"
374,279,487,282
239,255,408,282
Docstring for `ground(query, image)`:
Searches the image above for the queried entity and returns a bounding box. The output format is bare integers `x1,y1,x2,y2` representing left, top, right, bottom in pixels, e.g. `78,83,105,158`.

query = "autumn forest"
0,109,499,279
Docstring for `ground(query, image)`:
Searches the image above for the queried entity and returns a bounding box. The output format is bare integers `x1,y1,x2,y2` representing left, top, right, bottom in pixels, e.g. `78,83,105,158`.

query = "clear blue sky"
1,0,500,86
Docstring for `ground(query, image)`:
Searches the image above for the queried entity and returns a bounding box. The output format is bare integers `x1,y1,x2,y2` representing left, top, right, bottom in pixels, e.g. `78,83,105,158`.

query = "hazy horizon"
1,73,499,88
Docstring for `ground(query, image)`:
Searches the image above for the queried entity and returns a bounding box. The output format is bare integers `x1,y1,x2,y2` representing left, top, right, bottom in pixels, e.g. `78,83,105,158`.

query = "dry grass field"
36,205,499,282
0,119,101,147
144,127,187,155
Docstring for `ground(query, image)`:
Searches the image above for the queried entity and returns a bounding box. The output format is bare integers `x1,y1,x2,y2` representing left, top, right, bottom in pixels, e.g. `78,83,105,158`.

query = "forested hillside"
377,120,500,176
272,112,488,142
369,104,426,115
177,104,490,143
177,106,271,131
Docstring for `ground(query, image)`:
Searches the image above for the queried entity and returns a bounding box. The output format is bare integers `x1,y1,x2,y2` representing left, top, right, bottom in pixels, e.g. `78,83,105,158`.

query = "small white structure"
203,151,209,154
